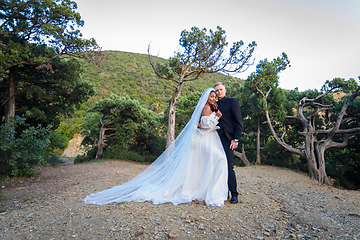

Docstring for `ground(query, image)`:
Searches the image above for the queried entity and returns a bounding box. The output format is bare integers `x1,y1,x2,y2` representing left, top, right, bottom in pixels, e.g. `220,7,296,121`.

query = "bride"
82,88,228,207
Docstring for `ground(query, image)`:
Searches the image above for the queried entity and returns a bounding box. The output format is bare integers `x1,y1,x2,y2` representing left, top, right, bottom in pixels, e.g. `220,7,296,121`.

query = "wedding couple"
83,82,243,207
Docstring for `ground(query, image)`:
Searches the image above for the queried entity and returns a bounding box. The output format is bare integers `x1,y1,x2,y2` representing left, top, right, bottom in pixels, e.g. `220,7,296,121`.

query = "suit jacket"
217,96,243,141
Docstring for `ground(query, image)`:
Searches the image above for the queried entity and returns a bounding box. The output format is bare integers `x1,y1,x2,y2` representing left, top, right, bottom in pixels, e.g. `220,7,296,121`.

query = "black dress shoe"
230,196,238,204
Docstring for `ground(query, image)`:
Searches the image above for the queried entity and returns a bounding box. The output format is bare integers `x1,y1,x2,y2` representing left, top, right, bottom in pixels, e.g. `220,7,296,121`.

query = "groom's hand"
230,140,238,150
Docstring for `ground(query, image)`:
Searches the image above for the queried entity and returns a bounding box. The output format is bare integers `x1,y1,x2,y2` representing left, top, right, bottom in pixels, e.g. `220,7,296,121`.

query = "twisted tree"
148,26,256,147
261,77,360,184
81,95,160,160
96,116,118,159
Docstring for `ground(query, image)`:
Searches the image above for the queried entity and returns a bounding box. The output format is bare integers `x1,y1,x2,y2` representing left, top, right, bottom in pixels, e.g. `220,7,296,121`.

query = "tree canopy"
0,0,99,124
0,0,99,177
241,53,290,164
79,94,163,162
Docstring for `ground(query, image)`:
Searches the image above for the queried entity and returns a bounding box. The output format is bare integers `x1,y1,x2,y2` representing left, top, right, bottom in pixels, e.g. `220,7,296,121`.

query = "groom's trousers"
219,133,238,197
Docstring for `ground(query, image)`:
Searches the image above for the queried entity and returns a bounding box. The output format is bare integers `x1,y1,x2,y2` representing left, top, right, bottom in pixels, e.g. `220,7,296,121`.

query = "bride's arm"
199,105,219,129
200,114,220,129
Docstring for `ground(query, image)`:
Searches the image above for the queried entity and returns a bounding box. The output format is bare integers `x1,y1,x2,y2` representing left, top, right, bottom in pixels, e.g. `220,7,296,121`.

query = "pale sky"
74,0,360,91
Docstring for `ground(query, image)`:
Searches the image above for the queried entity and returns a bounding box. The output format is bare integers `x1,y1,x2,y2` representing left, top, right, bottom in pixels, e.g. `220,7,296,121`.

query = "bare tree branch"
316,127,360,134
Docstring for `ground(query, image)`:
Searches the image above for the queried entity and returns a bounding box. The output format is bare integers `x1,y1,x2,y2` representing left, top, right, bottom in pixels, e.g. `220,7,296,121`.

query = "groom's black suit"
217,96,243,198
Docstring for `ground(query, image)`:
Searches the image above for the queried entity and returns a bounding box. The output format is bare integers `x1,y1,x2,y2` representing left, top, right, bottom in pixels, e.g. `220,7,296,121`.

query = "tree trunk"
316,145,331,184
255,116,261,165
95,114,121,159
166,83,184,148
234,144,250,166
303,128,317,180
304,139,330,184
95,124,107,159
5,71,15,125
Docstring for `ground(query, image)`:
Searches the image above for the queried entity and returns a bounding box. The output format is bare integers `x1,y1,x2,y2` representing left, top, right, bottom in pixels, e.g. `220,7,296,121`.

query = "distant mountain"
81,50,243,109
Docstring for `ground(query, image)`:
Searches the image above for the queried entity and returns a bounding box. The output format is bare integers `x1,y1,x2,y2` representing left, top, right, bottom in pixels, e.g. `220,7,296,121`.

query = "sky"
74,0,360,91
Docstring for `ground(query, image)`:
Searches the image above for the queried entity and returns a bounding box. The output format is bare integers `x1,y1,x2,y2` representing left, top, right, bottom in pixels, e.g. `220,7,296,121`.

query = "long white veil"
82,88,218,205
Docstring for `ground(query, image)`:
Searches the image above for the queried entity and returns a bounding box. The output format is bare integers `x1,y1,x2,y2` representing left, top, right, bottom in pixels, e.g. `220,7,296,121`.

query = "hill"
80,50,243,109
57,50,245,150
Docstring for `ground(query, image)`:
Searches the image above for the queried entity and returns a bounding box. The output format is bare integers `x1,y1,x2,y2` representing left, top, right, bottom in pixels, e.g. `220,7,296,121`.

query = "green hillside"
58,50,245,144
81,50,243,110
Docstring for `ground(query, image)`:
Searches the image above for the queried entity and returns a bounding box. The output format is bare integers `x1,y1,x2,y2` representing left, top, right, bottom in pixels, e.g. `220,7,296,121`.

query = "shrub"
106,146,158,163
73,147,97,164
0,116,65,177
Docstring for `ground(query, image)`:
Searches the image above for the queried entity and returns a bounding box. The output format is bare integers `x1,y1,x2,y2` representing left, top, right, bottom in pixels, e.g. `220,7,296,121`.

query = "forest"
1,0,359,190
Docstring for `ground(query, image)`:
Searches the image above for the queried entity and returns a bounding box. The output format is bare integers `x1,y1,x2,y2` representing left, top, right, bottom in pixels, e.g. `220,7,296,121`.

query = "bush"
74,147,97,164
74,146,160,164
106,146,158,163
0,116,64,177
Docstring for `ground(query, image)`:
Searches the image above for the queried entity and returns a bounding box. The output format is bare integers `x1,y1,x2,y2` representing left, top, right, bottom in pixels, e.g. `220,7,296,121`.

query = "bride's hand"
216,110,222,119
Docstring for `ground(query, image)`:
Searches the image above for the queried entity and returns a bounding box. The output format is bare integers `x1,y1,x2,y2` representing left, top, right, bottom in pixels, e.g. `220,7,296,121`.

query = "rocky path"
1,160,359,239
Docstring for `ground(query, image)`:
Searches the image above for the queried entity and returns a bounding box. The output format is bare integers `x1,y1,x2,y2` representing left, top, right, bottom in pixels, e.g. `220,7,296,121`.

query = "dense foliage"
237,53,290,164
238,76,360,188
0,57,95,127
0,0,99,121
324,95,360,189
0,0,98,176
0,116,66,177
76,94,164,163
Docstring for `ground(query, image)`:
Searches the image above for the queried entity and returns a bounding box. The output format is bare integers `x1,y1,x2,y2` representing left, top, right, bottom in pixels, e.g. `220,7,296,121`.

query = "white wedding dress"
82,88,228,207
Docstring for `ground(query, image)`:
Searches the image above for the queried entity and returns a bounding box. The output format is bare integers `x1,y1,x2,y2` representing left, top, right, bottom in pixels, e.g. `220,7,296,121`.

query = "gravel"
1,160,359,239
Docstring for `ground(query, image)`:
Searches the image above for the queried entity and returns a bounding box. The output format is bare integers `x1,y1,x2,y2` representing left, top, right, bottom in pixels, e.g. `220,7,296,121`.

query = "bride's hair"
209,90,217,112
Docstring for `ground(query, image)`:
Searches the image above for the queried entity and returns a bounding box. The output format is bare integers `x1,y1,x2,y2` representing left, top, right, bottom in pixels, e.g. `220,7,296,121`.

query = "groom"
214,82,243,204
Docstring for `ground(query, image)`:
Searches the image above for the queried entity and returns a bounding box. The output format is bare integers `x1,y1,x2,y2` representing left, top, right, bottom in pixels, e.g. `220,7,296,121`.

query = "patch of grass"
48,155,65,166
106,149,158,163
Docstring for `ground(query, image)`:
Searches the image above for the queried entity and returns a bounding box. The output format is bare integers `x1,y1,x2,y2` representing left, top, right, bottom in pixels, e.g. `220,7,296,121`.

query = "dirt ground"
1,159,359,239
